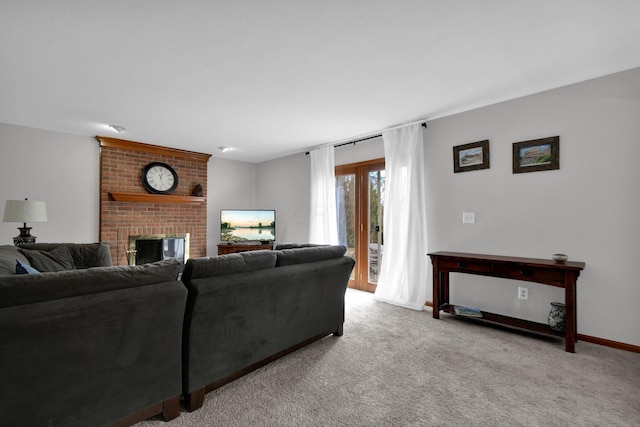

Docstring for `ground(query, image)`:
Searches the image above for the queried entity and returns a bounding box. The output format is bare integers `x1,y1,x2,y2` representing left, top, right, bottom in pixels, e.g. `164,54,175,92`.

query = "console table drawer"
494,265,565,285
439,259,493,273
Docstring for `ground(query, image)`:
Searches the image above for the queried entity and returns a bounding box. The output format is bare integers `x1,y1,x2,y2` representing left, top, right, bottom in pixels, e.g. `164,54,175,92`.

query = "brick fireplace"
97,136,211,266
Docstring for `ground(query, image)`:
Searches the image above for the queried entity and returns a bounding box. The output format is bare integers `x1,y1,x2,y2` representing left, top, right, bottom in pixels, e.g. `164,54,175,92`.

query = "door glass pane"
368,169,384,283
336,174,356,280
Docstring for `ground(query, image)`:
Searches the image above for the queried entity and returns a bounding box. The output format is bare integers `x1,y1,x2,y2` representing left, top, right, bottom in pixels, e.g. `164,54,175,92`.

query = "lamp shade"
3,200,48,223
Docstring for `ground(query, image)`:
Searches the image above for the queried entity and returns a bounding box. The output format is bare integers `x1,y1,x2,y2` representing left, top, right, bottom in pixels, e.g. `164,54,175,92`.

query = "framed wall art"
453,140,489,173
512,136,559,173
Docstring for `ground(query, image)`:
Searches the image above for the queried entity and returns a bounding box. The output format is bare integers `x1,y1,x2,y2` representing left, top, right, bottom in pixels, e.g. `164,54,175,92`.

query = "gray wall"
255,153,310,244
253,134,386,244
0,123,258,258
425,67,640,347
255,68,640,347
0,124,100,242
206,157,256,255
1,67,638,347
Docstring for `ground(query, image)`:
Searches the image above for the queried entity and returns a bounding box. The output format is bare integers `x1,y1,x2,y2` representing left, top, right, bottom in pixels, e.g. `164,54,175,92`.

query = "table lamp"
2,198,48,245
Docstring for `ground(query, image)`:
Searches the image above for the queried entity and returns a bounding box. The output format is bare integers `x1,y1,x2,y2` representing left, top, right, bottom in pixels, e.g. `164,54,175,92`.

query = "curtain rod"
305,121,427,155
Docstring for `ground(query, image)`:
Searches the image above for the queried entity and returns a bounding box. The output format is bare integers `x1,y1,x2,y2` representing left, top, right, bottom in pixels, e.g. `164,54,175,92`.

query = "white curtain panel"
373,124,429,310
309,146,339,244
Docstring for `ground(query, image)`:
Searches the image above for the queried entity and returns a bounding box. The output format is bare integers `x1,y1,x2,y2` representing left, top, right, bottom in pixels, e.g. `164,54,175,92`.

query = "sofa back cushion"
0,259,180,309
19,246,75,272
182,250,277,284
18,242,112,269
0,246,32,276
275,245,347,267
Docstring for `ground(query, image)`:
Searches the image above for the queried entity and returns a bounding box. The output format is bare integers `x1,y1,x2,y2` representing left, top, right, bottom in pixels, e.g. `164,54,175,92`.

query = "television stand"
218,243,273,255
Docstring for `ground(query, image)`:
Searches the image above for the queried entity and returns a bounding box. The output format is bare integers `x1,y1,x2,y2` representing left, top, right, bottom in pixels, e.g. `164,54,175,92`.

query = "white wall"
255,68,640,347
0,123,99,243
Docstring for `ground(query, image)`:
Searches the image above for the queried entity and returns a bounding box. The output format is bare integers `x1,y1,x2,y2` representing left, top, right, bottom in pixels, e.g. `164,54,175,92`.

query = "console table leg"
432,265,440,319
442,272,449,305
564,276,577,353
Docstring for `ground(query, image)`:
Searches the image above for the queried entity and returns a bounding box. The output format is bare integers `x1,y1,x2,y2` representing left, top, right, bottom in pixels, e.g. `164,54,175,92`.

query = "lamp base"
13,227,36,246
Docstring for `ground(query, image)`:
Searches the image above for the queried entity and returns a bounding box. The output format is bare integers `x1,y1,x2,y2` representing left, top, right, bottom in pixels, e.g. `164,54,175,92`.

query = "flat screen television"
220,209,276,243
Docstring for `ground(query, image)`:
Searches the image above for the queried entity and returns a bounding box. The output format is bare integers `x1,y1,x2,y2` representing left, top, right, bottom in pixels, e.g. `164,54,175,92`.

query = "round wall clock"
141,162,179,194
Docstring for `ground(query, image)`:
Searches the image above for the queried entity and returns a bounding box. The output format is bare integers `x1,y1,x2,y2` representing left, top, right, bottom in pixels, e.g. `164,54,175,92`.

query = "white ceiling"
2,1,640,163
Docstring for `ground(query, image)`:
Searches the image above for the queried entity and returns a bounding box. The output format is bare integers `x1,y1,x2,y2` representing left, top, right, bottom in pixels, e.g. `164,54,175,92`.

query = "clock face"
142,162,179,194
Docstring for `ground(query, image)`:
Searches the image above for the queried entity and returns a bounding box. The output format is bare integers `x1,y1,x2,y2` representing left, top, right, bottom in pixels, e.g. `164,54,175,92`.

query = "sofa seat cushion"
182,250,277,283
19,246,75,272
0,259,180,309
0,246,32,276
275,245,347,267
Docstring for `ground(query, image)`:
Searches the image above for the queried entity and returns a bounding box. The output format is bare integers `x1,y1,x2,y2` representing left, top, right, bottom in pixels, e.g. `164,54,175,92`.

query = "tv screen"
220,209,276,243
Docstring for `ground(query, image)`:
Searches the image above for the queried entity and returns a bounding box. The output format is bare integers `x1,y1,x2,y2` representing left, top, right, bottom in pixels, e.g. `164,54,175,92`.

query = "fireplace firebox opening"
128,233,189,272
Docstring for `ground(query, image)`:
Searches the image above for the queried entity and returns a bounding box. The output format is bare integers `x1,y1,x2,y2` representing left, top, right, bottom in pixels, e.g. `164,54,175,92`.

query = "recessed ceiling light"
219,146,231,153
108,124,126,132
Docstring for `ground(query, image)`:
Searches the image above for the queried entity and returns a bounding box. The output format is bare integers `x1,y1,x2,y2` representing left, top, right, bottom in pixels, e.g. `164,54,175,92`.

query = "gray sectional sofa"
180,245,355,410
0,243,186,427
0,243,354,424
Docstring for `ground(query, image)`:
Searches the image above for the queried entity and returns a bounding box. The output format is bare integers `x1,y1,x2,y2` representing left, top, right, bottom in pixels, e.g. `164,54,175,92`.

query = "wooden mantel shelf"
109,192,206,204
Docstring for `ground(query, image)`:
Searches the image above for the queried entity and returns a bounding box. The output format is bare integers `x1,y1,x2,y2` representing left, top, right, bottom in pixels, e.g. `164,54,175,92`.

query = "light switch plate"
462,212,475,224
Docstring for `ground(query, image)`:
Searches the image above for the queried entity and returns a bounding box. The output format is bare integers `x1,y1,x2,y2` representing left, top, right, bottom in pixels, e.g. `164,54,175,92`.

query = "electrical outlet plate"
517,286,528,300
462,212,475,224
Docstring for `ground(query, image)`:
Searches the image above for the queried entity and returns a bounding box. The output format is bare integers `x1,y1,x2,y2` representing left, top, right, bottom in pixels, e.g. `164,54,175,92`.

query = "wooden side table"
428,251,585,352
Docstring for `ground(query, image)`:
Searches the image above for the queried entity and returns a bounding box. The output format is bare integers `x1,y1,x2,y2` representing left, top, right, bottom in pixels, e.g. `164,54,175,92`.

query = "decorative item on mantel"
192,184,203,197
552,253,568,263
2,198,48,245
548,302,566,333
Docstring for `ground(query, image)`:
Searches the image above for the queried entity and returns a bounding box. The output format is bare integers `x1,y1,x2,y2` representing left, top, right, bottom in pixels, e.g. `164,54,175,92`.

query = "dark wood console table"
428,251,585,352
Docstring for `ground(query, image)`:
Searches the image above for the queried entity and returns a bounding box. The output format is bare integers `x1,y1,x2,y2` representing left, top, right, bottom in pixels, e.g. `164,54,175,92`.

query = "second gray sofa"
180,245,355,411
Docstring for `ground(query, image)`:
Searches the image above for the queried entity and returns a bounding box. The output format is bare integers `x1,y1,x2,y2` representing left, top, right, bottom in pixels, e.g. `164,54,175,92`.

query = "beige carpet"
137,289,640,426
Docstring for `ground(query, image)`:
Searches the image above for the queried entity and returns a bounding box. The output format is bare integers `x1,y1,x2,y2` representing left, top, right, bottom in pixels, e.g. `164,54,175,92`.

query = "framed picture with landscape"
453,140,490,173
512,136,559,173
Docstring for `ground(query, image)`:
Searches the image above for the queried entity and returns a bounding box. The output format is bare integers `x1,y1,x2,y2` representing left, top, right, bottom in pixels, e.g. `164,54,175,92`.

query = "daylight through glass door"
336,158,385,292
